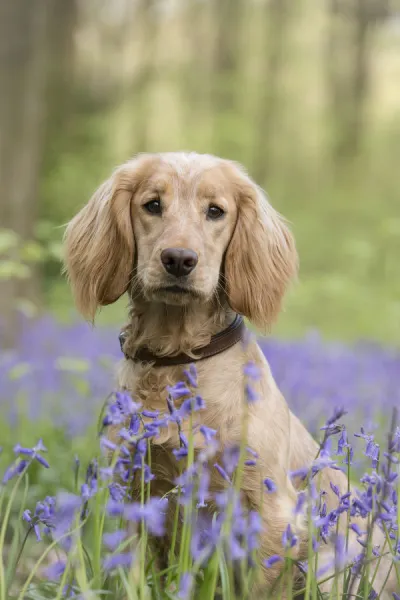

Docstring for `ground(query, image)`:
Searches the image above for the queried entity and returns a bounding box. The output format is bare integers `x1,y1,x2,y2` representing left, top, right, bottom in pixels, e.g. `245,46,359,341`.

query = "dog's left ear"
224,163,298,329
63,155,155,321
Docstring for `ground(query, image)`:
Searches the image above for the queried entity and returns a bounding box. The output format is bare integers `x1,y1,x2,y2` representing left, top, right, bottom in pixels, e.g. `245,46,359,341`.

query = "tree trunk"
252,0,290,184
0,0,49,347
347,0,371,156
211,0,243,158
326,0,376,165
131,0,158,153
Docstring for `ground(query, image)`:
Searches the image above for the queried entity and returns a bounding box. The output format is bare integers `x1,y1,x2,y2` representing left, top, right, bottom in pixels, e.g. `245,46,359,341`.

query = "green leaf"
0,261,30,279
0,229,19,254
20,241,46,263
47,242,63,261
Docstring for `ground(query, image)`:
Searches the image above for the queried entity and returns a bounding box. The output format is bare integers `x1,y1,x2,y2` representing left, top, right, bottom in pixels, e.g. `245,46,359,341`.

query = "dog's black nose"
160,247,198,277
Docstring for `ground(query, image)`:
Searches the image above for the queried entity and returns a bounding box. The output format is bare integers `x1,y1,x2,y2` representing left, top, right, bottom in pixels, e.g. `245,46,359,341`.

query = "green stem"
17,519,86,600
140,455,147,600
0,461,31,600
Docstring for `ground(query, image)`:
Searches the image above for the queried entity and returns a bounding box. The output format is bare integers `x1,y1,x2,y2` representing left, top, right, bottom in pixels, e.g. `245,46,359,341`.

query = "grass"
0,384,399,600
0,317,400,598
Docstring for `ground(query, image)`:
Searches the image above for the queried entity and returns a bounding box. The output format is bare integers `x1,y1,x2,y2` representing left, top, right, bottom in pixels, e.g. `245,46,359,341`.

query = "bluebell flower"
334,533,347,571
108,482,126,502
214,463,231,483
22,509,42,541
282,524,298,549
243,361,261,381
337,427,348,455
103,552,134,571
294,491,306,515
264,555,282,568
199,425,217,444
264,478,277,493
222,445,240,475
103,529,127,550
197,469,210,508
183,363,198,388
245,383,259,403
167,382,191,400
115,391,141,415
44,560,66,580
13,440,49,469
123,497,168,536
100,437,118,452
289,467,309,481
173,447,189,461
178,572,194,599
247,511,262,552
324,407,347,426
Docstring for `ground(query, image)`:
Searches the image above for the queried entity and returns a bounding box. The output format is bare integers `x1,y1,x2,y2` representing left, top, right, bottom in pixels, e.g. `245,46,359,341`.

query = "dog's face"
131,155,238,306
64,152,298,327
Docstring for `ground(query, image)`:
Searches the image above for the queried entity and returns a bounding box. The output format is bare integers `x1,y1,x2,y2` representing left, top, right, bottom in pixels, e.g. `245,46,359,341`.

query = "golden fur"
64,152,396,598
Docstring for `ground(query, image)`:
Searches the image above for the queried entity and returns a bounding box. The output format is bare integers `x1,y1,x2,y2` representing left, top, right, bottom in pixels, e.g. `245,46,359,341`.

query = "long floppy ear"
224,163,298,329
63,158,151,320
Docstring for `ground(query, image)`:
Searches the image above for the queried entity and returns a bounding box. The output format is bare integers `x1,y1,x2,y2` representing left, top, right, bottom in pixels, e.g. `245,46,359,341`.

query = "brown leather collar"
119,314,246,367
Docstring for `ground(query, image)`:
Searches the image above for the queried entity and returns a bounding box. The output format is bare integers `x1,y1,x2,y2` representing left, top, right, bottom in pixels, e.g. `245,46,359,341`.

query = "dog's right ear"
63,156,152,321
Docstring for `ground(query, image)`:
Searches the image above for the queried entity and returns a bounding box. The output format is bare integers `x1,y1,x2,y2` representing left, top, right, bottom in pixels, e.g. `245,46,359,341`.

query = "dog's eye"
207,205,225,220
144,199,162,215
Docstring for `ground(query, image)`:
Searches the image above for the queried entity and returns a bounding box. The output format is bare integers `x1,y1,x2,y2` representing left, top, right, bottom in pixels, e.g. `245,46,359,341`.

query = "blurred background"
1,0,400,445
1,0,400,346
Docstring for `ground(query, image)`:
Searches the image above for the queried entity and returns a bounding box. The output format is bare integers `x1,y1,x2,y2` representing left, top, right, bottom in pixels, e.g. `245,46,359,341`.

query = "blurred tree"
211,0,243,158
0,0,77,346
0,0,49,345
326,0,390,164
132,0,158,153
45,0,77,143
252,0,290,183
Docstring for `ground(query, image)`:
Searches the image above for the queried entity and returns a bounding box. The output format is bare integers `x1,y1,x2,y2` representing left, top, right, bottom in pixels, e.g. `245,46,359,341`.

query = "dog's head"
64,152,298,328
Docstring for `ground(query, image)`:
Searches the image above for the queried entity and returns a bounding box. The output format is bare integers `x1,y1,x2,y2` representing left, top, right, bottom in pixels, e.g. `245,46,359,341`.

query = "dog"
64,152,397,597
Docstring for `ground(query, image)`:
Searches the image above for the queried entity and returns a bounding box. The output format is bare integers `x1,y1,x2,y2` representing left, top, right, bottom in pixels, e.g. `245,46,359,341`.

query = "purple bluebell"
142,409,159,418
264,555,282,568
178,572,194,599
294,491,306,515
167,382,191,400
103,552,134,571
44,560,66,581
264,478,277,493
173,447,189,461
13,440,49,469
22,509,42,541
243,361,261,381
245,383,258,403
282,524,298,549
183,363,198,388
289,467,309,481
108,482,126,502
197,469,210,508
214,463,231,483
103,529,127,550
199,425,217,444
222,445,240,474
334,533,347,571
100,437,118,452
123,497,168,536
247,511,262,552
